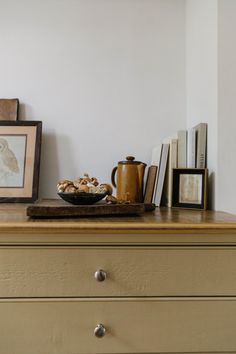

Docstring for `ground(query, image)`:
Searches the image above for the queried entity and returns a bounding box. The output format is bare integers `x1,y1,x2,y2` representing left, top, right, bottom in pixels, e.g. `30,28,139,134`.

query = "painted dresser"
1,203,236,353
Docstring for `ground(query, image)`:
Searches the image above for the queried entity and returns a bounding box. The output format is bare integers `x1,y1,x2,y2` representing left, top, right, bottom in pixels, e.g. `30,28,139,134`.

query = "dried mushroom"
105,194,130,205
100,184,113,195
106,195,118,204
77,184,89,193
65,185,77,193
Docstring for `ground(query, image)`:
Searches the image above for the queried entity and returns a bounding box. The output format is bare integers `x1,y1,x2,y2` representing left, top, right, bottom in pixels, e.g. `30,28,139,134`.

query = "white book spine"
154,144,169,207
177,130,187,168
151,145,162,204
187,127,196,168
196,123,207,168
167,139,177,207
151,145,162,166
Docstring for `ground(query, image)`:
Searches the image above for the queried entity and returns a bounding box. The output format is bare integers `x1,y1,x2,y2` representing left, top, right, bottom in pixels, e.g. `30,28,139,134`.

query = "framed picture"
0,121,42,202
172,168,208,210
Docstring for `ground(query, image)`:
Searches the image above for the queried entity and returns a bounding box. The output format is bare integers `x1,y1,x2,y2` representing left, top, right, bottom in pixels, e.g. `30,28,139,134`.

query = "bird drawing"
0,138,19,183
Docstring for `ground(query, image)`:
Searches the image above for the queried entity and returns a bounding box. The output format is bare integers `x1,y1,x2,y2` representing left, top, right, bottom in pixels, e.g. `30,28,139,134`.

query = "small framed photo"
0,121,42,202
172,168,208,210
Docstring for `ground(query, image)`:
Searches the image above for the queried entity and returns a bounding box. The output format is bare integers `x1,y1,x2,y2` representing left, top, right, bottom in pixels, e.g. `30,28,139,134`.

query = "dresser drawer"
1,246,236,297
1,297,236,354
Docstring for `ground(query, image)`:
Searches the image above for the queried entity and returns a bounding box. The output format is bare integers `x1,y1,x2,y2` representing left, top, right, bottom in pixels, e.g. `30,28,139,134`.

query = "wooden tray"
27,199,155,218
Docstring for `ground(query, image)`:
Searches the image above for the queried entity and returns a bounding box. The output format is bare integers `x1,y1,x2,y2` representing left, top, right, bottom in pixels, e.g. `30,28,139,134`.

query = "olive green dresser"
1,203,236,353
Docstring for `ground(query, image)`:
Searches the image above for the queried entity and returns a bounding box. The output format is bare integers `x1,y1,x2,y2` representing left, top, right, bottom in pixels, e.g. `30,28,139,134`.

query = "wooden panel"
0,98,19,120
0,298,236,354
2,232,236,246
26,199,150,217
1,246,236,297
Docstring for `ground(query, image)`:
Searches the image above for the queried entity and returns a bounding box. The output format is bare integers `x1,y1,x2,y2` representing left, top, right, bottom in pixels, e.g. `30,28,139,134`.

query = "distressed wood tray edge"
27,199,156,218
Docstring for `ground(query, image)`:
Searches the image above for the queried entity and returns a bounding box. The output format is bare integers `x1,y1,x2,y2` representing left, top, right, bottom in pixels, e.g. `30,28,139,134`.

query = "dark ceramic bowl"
58,192,107,205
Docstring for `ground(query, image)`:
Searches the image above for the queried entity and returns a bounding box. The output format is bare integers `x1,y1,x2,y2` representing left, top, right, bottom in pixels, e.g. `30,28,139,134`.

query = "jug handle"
111,166,117,188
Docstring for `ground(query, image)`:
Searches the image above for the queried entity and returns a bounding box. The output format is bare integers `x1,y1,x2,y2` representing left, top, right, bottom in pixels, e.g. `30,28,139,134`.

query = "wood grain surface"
0,200,236,234
0,98,19,120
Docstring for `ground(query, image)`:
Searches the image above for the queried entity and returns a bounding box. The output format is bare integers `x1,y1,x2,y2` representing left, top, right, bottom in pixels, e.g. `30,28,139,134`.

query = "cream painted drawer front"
1,298,236,354
1,246,236,297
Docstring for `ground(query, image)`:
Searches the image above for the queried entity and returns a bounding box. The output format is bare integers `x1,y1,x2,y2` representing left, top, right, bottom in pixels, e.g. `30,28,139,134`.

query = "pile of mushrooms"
57,173,130,204
57,173,113,195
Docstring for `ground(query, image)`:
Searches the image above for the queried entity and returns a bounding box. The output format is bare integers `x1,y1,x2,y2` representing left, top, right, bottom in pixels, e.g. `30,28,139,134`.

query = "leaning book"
144,165,158,204
194,123,207,168
162,138,177,207
153,143,169,207
177,130,187,168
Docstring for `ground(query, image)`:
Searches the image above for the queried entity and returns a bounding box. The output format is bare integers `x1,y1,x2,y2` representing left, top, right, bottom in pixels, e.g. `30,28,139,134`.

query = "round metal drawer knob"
94,269,106,282
94,323,106,338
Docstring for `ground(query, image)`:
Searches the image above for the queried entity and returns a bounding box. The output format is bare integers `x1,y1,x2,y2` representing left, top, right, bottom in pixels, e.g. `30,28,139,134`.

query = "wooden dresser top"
0,200,236,234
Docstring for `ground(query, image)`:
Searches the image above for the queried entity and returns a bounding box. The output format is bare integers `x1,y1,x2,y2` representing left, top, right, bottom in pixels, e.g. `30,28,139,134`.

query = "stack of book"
144,123,207,207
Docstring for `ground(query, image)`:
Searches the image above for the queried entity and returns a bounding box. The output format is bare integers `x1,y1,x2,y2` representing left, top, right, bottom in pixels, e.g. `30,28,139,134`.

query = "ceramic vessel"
111,156,146,202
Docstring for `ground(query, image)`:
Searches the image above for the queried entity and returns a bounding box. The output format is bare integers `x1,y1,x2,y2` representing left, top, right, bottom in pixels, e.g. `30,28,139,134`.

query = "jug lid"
118,156,143,165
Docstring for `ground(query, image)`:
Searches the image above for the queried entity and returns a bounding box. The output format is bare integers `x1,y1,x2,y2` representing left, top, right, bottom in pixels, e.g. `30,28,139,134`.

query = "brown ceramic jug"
111,156,146,203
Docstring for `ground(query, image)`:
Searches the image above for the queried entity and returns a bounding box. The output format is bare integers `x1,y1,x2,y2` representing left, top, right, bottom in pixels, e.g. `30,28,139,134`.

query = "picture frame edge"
0,120,42,203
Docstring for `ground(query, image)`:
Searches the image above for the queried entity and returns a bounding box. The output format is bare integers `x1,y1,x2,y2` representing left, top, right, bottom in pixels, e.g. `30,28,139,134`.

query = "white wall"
186,0,236,214
218,0,236,214
0,0,186,198
186,0,218,209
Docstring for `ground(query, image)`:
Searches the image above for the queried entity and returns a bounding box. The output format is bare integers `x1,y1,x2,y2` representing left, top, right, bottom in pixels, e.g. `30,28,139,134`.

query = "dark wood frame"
0,121,42,203
172,168,208,210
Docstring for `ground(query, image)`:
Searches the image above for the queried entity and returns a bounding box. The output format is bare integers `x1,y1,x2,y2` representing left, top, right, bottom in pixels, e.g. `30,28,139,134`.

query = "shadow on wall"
38,132,78,199
18,103,34,121
38,132,59,199
208,172,215,210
